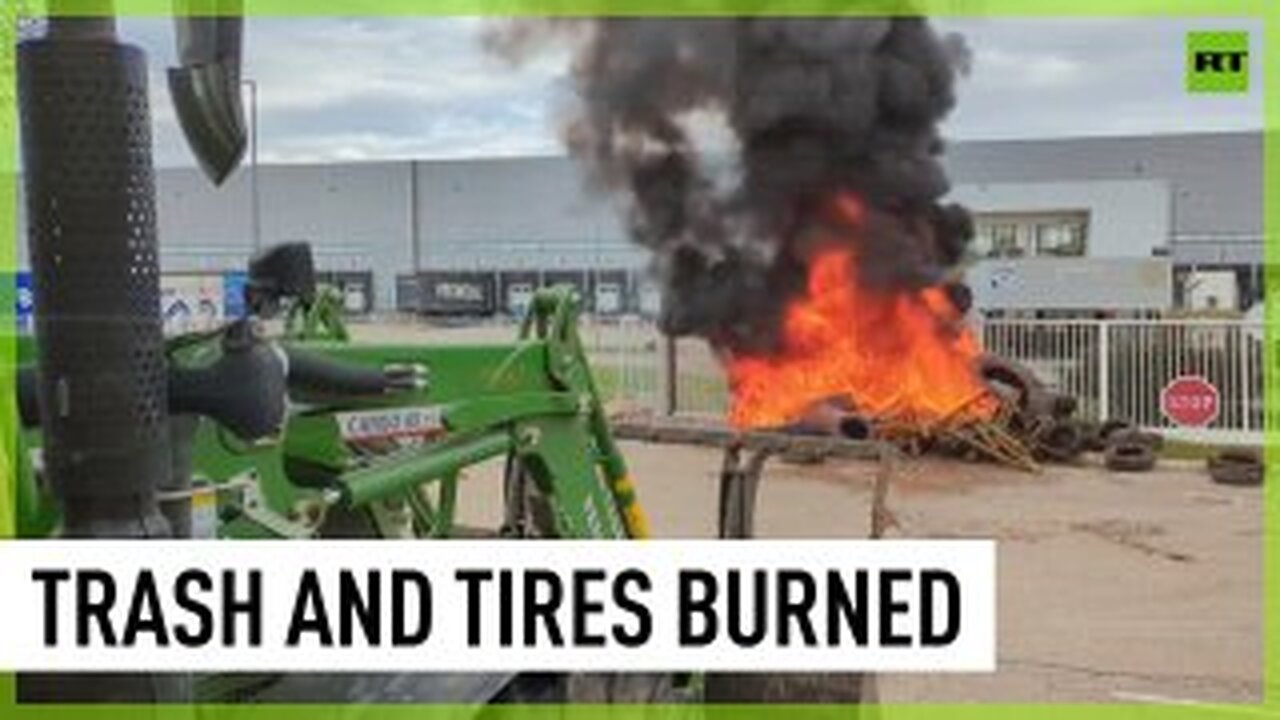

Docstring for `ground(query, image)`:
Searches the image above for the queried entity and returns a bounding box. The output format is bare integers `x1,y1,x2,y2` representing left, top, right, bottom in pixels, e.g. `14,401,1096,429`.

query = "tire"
493,672,683,704
1035,421,1082,463
705,672,871,704
1049,394,1078,419
1104,442,1156,472
1219,448,1261,464
978,354,1052,419
499,456,681,703
1208,450,1263,487
564,674,680,703
1097,419,1133,443
1078,420,1106,453
944,282,973,314
1109,428,1164,451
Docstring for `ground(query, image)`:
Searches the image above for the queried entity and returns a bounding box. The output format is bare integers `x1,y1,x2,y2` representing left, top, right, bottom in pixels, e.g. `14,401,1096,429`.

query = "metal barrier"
981,319,1266,445
593,316,1268,446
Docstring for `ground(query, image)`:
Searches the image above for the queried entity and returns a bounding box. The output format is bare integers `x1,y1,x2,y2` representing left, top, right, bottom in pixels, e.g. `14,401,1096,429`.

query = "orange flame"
726,194,996,430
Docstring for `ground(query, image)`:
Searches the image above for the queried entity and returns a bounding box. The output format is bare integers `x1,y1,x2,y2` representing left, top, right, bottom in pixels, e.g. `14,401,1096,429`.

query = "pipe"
45,0,116,40
663,334,677,415
340,431,511,507
18,3,185,701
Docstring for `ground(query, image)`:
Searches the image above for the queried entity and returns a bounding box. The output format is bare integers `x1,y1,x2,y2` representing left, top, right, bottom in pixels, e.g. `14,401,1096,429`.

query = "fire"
726,194,996,431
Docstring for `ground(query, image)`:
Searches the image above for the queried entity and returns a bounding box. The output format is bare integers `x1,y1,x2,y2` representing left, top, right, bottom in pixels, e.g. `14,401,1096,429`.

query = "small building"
945,131,1262,317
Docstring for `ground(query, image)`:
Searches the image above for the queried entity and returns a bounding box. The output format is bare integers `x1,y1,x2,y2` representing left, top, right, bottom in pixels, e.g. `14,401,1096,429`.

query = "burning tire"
977,354,1052,422
943,281,973,314
1207,449,1263,487
1104,442,1156,472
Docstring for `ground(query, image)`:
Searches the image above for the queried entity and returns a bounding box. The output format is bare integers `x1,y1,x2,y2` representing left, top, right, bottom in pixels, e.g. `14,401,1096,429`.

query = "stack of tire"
977,355,1088,464
977,354,1168,471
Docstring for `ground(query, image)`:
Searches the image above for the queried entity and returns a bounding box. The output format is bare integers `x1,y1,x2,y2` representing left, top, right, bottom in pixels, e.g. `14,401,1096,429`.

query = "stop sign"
1160,375,1220,427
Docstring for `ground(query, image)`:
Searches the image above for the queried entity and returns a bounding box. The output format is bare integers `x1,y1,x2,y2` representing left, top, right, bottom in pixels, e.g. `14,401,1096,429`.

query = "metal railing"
981,319,1266,445
590,316,1269,446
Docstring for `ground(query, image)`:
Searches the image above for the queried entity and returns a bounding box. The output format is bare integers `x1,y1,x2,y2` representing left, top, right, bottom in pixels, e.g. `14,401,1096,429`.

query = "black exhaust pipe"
17,15,185,702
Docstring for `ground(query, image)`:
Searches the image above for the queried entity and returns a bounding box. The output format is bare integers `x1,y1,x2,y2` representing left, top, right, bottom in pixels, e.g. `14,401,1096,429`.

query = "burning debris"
489,17,1145,469
485,17,972,349
722,203,994,432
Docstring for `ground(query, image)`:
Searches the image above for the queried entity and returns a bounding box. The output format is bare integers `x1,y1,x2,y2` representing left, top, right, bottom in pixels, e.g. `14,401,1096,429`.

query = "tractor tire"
704,672,872,704
1208,450,1263,487
564,674,681,702
499,457,682,704
319,503,381,538
1104,442,1156,472
493,672,683,704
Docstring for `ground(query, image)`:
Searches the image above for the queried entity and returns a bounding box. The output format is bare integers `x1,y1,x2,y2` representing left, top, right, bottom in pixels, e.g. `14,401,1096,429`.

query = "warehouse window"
979,222,1023,258
1034,220,1087,257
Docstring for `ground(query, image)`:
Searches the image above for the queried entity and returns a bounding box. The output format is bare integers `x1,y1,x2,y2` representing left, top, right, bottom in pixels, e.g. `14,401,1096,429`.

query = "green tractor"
12,239,664,702
9,4,870,706
19,241,648,539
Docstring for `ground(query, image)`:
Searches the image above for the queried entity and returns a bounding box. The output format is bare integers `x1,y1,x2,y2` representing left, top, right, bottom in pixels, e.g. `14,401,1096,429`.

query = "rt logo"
1186,31,1249,93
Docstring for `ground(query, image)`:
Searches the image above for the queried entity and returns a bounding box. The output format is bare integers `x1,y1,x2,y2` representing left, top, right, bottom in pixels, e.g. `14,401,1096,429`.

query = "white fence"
590,317,1268,446
981,319,1266,445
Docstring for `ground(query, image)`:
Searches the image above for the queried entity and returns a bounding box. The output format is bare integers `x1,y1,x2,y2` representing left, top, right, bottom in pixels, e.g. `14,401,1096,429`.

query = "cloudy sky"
104,16,1264,168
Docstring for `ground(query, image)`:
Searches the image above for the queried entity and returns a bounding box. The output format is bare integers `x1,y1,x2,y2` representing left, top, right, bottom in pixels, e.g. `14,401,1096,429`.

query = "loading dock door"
507,282,534,317
595,282,622,314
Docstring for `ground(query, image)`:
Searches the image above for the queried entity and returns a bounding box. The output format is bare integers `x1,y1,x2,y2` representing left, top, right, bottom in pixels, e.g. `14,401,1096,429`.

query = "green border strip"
2,1,1277,719
0,0,18,713
14,0,1280,16
1262,0,1279,715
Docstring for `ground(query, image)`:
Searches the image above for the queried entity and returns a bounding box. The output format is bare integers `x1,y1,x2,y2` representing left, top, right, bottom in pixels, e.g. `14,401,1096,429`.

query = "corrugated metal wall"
12,132,1262,313
414,157,644,272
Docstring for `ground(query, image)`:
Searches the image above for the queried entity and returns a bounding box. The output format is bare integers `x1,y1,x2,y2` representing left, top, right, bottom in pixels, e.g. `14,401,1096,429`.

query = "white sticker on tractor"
336,406,445,441
189,484,219,540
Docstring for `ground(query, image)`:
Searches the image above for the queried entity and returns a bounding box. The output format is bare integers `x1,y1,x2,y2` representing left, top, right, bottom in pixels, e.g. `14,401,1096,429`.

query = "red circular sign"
1160,375,1220,427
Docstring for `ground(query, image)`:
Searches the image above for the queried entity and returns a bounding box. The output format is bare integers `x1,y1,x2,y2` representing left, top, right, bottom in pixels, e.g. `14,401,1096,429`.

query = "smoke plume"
486,17,972,353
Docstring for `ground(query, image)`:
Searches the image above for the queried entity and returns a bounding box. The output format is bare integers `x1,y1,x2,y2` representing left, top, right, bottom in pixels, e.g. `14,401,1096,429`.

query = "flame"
726,194,996,431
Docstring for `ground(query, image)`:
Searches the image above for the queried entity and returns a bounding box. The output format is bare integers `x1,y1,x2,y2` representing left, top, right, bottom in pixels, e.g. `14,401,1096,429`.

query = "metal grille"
981,319,1265,445
600,317,1266,446
18,38,171,501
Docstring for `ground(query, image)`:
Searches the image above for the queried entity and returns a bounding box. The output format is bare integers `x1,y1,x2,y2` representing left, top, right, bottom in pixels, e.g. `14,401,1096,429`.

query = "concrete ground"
355,318,1263,703
454,444,1263,704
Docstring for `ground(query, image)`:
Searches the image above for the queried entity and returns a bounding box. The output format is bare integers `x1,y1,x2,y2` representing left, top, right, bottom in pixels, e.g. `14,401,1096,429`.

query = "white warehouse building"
14,130,1263,321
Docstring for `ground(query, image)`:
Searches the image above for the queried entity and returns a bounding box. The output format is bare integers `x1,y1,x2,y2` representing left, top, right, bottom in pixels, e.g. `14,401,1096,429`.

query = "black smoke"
486,17,972,354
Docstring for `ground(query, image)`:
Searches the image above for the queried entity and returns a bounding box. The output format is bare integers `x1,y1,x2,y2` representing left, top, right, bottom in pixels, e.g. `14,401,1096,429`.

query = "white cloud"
244,18,565,113
112,17,1264,166
974,48,1085,89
